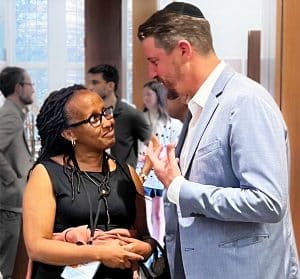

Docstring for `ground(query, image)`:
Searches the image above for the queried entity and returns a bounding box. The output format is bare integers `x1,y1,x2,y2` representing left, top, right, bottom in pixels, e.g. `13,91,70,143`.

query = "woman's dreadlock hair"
36,84,85,161
30,84,137,204
30,84,86,199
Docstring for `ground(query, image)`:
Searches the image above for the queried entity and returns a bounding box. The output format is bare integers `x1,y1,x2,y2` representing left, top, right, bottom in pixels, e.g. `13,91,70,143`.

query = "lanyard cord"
82,172,111,237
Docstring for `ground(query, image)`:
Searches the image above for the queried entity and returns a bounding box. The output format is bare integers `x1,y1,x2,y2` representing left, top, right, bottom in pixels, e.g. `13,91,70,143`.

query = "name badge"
61,261,101,279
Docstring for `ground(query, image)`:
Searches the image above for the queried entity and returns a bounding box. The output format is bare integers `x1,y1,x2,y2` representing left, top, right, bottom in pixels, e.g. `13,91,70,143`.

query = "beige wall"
131,0,157,110
85,0,122,95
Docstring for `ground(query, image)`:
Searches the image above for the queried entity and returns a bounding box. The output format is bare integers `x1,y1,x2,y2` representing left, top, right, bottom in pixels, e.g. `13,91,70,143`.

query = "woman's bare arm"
23,164,143,268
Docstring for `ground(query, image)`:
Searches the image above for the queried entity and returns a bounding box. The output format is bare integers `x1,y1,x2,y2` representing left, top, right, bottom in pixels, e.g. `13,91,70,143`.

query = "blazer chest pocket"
196,139,222,158
219,234,269,248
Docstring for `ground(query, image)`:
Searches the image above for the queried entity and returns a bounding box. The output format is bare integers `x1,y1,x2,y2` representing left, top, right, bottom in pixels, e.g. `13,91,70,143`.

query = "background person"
137,80,182,245
138,2,299,279
0,66,34,278
87,64,152,168
23,85,153,278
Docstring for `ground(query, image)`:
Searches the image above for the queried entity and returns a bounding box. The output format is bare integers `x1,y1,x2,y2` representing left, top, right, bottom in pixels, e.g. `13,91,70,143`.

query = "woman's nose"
102,115,114,127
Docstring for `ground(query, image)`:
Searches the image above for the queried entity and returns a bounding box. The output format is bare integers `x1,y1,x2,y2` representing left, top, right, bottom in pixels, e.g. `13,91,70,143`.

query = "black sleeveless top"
32,159,137,279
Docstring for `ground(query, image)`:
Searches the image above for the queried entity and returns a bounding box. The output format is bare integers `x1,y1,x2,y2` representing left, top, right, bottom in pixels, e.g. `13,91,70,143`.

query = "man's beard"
166,89,179,100
20,95,33,105
156,75,179,95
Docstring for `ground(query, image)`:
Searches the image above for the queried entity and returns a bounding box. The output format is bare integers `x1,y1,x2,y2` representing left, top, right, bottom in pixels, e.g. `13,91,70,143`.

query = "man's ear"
15,83,23,95
61,128,75,142
107,81,116,92
177,39,193,59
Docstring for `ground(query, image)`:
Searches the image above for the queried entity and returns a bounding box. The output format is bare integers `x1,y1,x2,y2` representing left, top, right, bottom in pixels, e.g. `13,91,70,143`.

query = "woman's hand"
118,236,153,259
99,239,144,269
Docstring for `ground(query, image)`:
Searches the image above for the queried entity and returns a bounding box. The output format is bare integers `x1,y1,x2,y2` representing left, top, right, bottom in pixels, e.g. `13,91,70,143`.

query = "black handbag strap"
140,237,171,279
152,238,168,261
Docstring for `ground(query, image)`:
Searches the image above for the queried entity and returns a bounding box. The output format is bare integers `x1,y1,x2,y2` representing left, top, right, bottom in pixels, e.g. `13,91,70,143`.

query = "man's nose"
148,65,158,79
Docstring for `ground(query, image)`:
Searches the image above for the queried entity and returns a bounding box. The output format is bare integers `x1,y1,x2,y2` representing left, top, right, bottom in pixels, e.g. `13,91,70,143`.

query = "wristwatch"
139,173,148,183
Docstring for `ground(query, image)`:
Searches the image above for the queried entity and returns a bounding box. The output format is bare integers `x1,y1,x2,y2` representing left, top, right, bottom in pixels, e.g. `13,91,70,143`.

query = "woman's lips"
103,129,114,138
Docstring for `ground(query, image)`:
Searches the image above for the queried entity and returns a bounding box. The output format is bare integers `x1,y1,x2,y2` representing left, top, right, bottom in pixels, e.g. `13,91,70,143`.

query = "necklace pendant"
98,189,108,199
83,171,110,197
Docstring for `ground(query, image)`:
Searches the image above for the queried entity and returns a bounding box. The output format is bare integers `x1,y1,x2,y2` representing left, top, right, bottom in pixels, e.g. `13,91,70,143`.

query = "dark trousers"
0,210,22,279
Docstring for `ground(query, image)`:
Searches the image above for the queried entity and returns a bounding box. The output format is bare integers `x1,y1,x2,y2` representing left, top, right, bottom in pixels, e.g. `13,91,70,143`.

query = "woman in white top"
137,80,182,245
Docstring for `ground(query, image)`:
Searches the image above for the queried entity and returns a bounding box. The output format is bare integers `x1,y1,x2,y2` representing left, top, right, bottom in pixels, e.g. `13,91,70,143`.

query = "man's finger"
147,141,162,164
166,144,176,162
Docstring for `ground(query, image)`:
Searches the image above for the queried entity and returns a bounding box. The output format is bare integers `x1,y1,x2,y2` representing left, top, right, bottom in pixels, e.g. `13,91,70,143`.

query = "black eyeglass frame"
68,106,114,128
20,82,35,87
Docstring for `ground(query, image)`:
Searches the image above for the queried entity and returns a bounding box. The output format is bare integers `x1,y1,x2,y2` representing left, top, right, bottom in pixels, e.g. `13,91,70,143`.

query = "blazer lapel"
182,97,219,176
182,65,235,177
175,111,192,158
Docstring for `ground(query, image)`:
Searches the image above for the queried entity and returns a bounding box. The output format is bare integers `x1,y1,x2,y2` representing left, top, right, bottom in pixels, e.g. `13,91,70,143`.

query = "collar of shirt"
188,60,226,117
22,106,29,114
6,98,28,120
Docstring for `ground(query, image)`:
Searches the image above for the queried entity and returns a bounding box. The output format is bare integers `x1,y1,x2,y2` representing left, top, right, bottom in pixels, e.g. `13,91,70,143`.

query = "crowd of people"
0,2,299,279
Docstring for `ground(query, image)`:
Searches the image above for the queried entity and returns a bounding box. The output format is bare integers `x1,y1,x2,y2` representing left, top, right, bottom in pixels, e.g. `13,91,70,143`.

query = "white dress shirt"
167,60,226,204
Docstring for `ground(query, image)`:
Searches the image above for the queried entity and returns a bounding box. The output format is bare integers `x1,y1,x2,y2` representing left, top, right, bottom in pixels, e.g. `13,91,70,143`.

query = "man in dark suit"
0,66,34,278
87,64,152,168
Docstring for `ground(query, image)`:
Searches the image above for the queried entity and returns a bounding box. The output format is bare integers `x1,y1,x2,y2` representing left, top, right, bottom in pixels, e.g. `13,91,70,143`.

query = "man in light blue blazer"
138,2,299,279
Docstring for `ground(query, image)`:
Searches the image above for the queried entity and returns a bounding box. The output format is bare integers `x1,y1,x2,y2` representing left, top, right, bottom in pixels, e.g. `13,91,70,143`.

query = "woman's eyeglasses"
68,106,114,128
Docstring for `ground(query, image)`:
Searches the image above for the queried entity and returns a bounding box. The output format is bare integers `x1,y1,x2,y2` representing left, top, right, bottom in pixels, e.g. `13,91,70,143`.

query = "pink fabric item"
53,225,136,244
26,225,137,279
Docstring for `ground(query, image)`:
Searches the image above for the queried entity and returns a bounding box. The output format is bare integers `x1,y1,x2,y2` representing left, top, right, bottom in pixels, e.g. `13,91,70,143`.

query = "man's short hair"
138,2,213,55
0,66,25,97
88,64,119,92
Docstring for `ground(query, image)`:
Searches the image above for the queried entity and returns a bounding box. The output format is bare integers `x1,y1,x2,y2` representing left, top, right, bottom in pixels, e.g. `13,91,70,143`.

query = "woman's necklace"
83,171,111,226
83,171,110,197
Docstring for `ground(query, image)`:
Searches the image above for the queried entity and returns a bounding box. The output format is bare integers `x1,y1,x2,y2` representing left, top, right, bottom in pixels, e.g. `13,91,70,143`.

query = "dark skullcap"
163,2,205,19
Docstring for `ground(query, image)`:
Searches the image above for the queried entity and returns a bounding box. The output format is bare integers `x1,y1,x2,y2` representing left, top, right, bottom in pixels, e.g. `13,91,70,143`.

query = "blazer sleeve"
179,92,288,223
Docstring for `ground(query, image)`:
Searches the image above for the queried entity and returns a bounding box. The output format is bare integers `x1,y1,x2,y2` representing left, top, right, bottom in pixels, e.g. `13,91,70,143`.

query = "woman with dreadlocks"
22,84,153,278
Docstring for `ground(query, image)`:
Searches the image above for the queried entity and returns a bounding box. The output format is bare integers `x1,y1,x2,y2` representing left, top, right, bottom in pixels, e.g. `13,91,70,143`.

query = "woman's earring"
71,138,76,147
